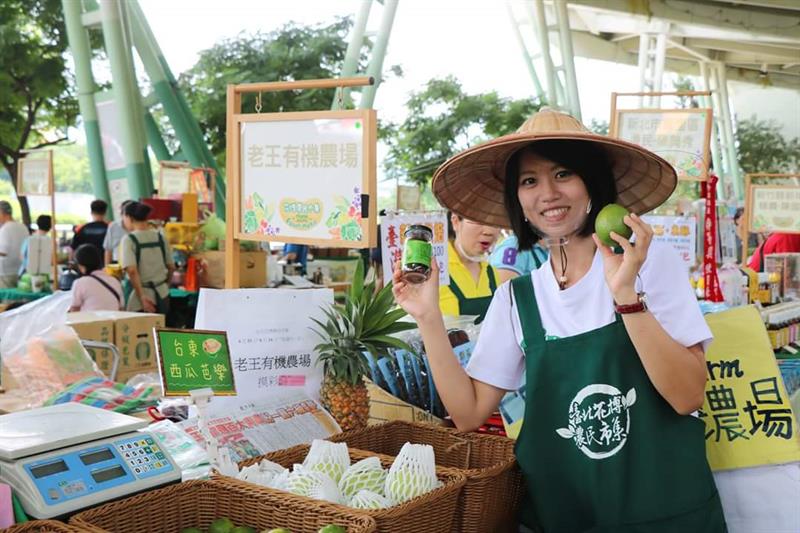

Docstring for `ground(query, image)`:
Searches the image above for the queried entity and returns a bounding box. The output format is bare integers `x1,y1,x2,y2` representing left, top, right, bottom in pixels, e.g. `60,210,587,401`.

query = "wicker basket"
328,421,471,469
229,444,467,533
448,430,524,533
0,521,79,533
69,479,376,533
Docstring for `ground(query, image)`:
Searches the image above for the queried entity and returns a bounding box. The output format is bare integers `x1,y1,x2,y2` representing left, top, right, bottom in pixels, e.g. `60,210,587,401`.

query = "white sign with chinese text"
17,157,51,196
642,215,698,269
239,110,375,247
160,166,191,197
194,288,333,408
748,185,800,234
381,211,449,286
616,109,711,181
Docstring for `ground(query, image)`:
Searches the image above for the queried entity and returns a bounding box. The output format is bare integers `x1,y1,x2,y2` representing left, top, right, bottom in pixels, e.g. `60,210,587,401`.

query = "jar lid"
404,224,433,236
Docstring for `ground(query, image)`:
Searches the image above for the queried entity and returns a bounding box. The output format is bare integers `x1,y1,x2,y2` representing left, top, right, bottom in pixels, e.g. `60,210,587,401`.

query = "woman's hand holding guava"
593,213,653,303
392,259,441,323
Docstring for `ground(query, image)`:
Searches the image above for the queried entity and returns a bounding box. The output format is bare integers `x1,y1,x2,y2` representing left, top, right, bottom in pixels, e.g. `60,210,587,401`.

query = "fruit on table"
319,526,346,533
208,518,235,533
595,203,632,247
231,527,256,533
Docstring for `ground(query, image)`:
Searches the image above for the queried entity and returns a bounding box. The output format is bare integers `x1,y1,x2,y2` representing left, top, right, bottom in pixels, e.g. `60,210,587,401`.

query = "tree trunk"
7,166,32,228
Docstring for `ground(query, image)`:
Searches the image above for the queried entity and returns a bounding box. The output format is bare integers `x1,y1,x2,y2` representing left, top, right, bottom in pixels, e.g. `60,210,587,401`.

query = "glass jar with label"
402,225,433,284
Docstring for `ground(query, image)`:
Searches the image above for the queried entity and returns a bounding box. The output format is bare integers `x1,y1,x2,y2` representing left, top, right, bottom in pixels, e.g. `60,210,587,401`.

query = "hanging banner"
380,211,448,286
107,178,130,220
95,96,126,172
701,305,800,471
237,109,377,248
747,185,800,234
717,209,738,265
17,156,52,196
642,215,698,269
194,288,332,407
703,175,723,302
154,328,235,396
612,108,712,181
159,166,192,197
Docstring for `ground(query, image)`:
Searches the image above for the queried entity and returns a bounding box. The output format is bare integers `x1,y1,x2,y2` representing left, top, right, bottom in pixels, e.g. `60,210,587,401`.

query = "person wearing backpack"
120,201,174,314
69,244,123,312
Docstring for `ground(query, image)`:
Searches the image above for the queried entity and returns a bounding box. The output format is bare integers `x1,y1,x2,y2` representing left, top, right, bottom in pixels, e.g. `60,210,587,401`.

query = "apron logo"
556,384,637,460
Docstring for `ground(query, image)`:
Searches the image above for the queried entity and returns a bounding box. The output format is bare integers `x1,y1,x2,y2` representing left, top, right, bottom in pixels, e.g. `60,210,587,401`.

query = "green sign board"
154,328,236,396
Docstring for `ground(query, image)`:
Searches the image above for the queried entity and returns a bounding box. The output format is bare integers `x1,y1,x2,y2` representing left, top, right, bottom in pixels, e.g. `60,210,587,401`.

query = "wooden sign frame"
17,149,58,291
224,76,376,288
742,173,800,263
610,107,712,181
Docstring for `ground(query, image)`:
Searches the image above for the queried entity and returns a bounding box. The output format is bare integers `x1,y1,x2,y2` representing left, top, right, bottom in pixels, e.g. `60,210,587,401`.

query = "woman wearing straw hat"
393,108,726,532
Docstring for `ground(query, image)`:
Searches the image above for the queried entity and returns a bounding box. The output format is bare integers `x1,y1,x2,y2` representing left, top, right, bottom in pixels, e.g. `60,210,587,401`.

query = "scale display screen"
90,465,126,484
80,449,114,466
30,460,68,479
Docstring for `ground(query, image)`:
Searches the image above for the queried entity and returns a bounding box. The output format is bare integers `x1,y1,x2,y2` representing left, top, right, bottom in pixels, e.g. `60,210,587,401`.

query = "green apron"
448,264,497,323
511,277,726,533
125,233,170,315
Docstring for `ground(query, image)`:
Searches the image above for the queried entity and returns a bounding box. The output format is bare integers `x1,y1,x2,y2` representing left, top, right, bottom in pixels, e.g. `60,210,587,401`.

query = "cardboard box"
196,251,267,288
66,312,116,376
67,311,165,382
366,380,445,426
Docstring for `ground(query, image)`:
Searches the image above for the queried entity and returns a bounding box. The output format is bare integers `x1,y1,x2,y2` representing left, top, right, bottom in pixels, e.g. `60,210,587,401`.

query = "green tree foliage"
736,116,799,174
0,0,78,225
382,76,542,188
179,18,378,166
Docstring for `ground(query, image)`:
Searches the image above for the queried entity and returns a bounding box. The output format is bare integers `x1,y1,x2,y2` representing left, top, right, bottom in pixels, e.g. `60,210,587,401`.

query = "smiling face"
516,151,591,240
451,214,501,258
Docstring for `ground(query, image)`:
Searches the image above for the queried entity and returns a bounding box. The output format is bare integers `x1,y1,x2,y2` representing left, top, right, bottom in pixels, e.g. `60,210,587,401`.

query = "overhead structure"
507,0,584,120
510,0,800,200
62,0,224,217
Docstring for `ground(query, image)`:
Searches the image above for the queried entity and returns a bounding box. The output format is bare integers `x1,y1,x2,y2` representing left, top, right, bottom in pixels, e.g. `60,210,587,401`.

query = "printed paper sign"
701,306,800,471
160,166,191,197
642,215,697,268
194,287,332,407
17,157,51,196
748,185,800,233
616,109,711,181
381,211,448,286
238,110,376,247
155,328,235,396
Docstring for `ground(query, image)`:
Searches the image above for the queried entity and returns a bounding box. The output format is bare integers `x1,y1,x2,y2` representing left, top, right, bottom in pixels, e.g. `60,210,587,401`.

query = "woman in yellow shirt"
439,212,501,322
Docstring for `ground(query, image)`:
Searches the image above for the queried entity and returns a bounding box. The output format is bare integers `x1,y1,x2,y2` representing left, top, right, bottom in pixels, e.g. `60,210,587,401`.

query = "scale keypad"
115,437,169,477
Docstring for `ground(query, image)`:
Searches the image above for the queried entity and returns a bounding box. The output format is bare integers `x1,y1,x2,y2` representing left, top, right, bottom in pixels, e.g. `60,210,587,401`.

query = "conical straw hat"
431,108,677,228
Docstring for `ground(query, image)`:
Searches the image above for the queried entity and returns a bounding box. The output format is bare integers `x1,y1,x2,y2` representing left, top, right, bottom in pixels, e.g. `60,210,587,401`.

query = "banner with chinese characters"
194,287,332,407
700,305,800,471
747,185,800,234
159,165,191,197
642,215,698,269
380,211,449,286
237,109,377,248
613,109,712,181
155,328,235,396
17,155,52,196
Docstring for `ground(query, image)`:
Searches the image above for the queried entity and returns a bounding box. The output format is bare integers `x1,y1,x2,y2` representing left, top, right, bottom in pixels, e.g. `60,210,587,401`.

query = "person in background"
69,244,123,312
71,199,109,263
121,201,174,314
0,201,32,288
103,200,133,265
490,233,549,283
20,214,52,278
747,232,800,271
282,243,309,275
438,212,501,323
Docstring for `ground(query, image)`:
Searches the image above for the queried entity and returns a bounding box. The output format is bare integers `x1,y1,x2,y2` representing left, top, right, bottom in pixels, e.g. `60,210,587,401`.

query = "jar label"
402,239,432,268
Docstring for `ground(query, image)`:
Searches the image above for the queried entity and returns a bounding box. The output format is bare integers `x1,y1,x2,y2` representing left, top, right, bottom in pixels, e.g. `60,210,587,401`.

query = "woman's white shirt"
465,241,713,391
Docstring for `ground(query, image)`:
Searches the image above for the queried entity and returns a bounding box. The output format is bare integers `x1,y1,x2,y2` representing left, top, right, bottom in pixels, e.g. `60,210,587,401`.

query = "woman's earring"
585,200,592,214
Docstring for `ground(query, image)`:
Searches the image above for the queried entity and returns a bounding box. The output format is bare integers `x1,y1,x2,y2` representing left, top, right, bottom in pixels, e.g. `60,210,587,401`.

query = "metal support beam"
62,0,111,207
359,0,398,109
529,0,559,106
713,62,743,200
553,0,582,120
334,0,372,109
507,2,545,97
99,0,152,200
698,61,724,189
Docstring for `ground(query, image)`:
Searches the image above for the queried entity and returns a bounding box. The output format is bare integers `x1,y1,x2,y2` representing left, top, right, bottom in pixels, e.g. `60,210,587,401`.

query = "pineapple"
312,260,416,431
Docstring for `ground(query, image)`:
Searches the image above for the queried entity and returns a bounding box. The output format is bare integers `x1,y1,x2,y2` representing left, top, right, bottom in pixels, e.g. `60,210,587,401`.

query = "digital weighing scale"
0,403,181,519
